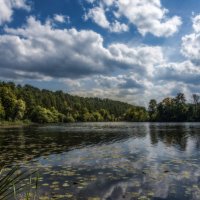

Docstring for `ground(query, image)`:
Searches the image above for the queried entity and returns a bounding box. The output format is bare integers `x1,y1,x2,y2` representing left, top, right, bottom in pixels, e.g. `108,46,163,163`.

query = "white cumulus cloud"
85,6,128,33
85,0,182,37
85,6,110,28
0,0,30,25
110,21,129,33
0,17,163,80
54,14,70,24
181,15,200,64
116,0,182,37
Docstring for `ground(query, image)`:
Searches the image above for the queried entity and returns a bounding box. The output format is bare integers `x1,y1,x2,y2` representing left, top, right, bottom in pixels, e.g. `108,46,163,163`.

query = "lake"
0,122,200,200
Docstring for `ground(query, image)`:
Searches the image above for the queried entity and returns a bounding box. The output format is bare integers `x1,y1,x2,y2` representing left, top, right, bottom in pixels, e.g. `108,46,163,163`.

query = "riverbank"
0,120,33,128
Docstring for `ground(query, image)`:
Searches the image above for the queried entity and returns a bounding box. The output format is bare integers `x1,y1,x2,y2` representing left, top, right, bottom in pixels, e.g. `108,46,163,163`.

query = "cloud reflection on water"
0,123,200,199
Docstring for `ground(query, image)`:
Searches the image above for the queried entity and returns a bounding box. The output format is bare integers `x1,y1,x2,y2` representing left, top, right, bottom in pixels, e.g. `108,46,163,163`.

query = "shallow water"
0,122,200,199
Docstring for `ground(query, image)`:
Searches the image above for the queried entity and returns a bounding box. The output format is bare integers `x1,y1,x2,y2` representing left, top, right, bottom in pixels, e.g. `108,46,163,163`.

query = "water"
0,122,200,199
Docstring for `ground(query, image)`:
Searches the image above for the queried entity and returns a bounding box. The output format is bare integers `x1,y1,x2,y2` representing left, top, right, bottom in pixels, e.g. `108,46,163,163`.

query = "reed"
0,166,38,200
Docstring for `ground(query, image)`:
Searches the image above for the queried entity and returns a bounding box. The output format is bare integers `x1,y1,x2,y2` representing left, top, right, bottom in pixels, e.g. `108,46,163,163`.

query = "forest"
0,81,144,123
0,81,200,123
148,93,200,122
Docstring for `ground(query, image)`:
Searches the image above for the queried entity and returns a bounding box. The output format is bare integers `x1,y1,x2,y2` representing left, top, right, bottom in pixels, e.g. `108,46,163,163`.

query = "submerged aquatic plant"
0,166,39,200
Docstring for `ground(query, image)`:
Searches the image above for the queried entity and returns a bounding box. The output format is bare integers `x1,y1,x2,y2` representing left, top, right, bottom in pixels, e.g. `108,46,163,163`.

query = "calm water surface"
0,122,200,200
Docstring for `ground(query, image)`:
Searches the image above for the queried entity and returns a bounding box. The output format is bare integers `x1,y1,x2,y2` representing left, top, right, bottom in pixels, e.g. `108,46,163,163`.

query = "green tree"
174,93,188,122
175,93,186,104
148,99,158,121
125,107,148,122
31,106,56,123
65,114,75,123
157,97,176,121
0,81,148,123
0,101,5,120
99,109,112,121
14,99,26,120
192,94,200,120
0,87,17,120
82,112,92,122
92,112,103,122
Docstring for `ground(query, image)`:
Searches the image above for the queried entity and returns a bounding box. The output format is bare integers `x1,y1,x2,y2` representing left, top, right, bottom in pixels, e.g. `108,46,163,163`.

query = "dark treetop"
0,81,199,123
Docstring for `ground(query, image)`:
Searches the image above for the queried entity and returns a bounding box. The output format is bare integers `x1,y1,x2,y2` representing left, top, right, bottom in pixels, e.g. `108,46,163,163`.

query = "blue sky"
1,0,200,106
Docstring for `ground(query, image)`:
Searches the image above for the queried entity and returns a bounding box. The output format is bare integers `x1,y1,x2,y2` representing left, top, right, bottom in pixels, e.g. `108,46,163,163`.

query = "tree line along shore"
0,81,200,124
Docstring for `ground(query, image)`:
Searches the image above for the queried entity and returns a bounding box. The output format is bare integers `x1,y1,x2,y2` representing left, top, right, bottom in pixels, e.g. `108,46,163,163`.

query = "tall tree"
174,93,188,122
192,94,200,120
0,87,17,120
14,99,26,120
148,99,158,121
0,100,5,120
175,93,186,104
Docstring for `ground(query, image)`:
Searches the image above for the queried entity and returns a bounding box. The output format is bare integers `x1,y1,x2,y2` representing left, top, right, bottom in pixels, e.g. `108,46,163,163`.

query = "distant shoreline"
0,121,34,128
1,121,200,129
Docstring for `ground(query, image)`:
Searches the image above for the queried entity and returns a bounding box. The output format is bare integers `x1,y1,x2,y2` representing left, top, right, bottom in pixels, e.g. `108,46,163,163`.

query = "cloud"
116,0,182,37
85,0,182,37
85,7,110,28
192,14,200,33
54,14,70,24
0,17,163,80
110,21,129,33
85,6,129,33
118,76,145,90
155,61,200,85
108,43,164,75
95,75,124,88
0,0,30,25
68,78,194,106
94,74,145,89
1,3,198,105
62,56,200,105
103,0,114,6
64,74,150,105
181,15,200,65
85,0,96,3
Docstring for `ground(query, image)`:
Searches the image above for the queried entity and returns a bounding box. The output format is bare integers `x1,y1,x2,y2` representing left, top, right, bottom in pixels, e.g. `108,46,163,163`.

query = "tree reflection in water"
0,122,199,200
